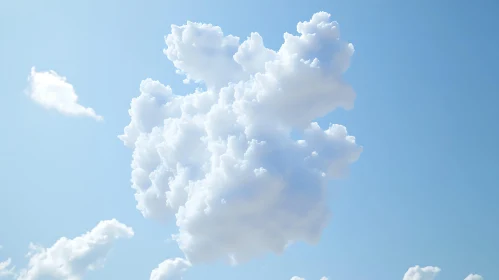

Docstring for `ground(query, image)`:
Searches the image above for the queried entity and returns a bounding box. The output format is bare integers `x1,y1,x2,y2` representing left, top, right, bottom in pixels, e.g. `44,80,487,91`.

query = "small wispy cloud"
0,258,16,278
26,67,103,121
403,265,483,280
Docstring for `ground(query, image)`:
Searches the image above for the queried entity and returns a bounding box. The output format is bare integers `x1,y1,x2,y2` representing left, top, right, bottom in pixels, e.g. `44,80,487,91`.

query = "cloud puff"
403,266,483,280
26,67,103,121
291,268,486,280
120,12,362,265
150,258,191,280
403,266,441,280
290,277,327,280
16,219,133,280
0,258,15,278
464,274,484,280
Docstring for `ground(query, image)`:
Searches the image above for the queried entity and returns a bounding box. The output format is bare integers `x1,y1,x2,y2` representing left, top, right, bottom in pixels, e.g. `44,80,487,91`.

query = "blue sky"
1,0,498,279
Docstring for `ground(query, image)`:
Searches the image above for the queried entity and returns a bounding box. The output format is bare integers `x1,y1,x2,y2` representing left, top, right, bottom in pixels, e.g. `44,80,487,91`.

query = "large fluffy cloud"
120,12,362,265
16,219,133,280
26,67,103,121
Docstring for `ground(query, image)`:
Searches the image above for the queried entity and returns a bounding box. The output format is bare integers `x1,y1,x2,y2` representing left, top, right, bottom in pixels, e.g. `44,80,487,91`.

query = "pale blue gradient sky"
1,0,498,279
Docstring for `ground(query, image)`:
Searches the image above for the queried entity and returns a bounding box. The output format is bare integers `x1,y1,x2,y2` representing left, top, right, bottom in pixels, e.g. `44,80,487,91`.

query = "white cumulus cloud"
290,277,327,280
464,274,484,280
0,258,15,278
26,67,103,121
403,266,483,280
150,258,191,280
16,219,133,280
403,266,441,280
120,11,362,265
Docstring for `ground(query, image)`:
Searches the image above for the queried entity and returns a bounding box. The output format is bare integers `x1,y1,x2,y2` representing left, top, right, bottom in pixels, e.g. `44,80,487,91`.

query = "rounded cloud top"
120,12,362,264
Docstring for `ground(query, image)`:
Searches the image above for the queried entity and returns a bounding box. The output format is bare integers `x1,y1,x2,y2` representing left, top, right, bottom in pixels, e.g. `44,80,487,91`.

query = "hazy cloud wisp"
403,266,483,280
26,67,103,121
0,258,15,278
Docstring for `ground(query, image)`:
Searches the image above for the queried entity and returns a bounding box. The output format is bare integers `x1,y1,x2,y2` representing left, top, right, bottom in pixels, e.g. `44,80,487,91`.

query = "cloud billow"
17,219,133,280
120,11,362,269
